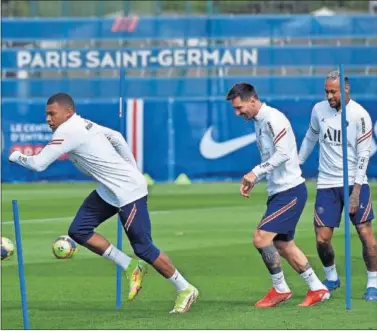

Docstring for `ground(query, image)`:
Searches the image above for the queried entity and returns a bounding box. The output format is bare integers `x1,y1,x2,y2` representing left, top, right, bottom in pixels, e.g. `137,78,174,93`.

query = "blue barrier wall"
2,15,377,183
2,15,377,71
2,98,377,183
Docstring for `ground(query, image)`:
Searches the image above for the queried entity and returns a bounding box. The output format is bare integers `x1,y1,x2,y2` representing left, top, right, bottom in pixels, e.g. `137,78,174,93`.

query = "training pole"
116,68,126,309
12,200,30,329
339,64,352,310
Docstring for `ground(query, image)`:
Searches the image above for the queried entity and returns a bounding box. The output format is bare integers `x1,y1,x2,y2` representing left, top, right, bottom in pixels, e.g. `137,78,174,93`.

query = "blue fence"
3,15,377,40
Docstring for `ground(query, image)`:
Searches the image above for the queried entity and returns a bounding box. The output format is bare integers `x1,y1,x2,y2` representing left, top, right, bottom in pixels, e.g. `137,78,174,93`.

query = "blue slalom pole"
116,68,126,309
339,64,352,310
12,200,30,329
116,214,123,309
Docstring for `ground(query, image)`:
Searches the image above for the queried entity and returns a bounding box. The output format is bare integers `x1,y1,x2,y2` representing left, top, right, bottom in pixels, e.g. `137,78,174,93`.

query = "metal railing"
1,0,371,17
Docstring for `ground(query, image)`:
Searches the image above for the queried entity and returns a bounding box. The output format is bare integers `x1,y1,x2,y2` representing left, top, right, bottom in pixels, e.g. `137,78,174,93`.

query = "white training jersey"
13,113,148,207
299,99,372,189
251,103,305,196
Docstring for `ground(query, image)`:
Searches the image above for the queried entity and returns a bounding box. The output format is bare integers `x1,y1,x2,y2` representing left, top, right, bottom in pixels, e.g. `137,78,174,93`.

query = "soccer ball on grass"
1,237,15,260
52,235,78,259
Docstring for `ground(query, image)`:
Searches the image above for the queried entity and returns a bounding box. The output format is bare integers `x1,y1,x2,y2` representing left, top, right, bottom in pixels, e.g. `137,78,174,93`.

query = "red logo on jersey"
10,144,68,160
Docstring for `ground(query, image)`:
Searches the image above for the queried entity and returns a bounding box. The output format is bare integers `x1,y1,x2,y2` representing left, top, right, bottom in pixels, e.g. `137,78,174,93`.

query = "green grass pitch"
1,181,377,329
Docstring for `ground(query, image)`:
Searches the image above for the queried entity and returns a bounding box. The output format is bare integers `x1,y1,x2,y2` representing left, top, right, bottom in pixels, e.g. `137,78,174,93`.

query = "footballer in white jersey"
9,93,199,313
299,71,377,301
226,83,330,308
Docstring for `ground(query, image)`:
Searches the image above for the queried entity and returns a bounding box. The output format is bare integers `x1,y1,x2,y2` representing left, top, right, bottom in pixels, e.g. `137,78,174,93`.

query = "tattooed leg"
315,227,335,267
275,240,312,273
356,222,377,272
274,239,327,292
317,242,335,267
253,230,292,293
257,244,282,274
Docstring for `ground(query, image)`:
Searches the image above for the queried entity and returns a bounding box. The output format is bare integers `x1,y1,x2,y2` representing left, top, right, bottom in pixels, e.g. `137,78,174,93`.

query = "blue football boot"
323,278,341,292
363,287,377,301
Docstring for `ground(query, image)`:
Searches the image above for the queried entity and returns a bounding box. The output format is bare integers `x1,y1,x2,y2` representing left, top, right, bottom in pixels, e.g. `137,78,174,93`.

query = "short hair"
47,93,75,109
326,70,349,84
226,83,259,101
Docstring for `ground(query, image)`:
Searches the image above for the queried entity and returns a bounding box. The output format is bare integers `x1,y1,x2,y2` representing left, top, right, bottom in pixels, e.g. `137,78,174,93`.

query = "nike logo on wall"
200,127,257,159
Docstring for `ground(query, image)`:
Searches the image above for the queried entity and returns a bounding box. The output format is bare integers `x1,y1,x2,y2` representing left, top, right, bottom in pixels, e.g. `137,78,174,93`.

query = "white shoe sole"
169,288,199,314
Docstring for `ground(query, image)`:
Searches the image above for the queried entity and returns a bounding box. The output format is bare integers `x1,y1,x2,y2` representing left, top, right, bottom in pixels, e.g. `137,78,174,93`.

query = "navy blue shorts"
258,183,308,241
314,184,374,228
69,190,159,262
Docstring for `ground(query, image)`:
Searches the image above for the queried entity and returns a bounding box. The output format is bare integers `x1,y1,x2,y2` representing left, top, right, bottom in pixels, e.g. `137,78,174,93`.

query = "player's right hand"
9,151,21,163
240,183,252,198
240,172,256,198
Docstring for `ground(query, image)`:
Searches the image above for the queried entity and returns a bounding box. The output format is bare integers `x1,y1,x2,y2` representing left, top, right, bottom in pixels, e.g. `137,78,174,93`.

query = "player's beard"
242,112,252,120
328,99,340,110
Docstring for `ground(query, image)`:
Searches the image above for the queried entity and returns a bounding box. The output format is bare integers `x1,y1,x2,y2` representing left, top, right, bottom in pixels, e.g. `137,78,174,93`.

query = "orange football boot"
298,289,330,307
255,288,292,308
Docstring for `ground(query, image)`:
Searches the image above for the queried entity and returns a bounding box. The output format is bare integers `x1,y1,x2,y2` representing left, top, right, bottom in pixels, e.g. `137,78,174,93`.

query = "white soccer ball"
52,235,78,259
1,237,15,260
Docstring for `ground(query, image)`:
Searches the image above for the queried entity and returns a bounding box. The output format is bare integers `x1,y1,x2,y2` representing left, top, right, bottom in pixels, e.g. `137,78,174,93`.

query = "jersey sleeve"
96,124,137,165
309,104,320,135
298,105,320,164
355,112,373,185
252,114,291,178
13,129,81,172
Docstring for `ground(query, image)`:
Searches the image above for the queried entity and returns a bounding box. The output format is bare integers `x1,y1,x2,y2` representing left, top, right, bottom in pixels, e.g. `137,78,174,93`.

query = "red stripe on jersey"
314,211,325,227
273,129,287,145
125,204,137,231
361,196,372,223
48,139,64,145
357,129,372,142
258,198,297,228
357,131,372,144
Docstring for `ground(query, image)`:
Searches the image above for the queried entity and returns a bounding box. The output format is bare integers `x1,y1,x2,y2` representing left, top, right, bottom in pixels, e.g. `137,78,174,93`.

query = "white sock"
271,271,291,293
323,264,338,281
367,271,377,289
169,269,189,292
102,244,132,270
301,268,327,291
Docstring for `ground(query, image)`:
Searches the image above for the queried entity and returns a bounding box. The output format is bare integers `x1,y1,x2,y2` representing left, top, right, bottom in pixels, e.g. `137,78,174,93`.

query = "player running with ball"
226,83,330,307
299,71,377,301
9,93,199,313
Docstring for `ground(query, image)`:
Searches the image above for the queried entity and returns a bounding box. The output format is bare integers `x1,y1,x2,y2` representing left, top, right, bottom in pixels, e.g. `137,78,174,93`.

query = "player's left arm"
252,122,291,176
241,118,290,197
350,113,373,214
9,131,80,172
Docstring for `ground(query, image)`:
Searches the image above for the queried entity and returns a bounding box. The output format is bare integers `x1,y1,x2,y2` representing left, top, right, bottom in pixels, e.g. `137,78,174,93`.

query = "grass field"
1,181,377,330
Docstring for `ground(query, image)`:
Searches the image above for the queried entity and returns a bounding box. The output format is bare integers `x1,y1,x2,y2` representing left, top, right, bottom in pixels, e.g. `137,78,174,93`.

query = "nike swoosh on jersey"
199,126,257,159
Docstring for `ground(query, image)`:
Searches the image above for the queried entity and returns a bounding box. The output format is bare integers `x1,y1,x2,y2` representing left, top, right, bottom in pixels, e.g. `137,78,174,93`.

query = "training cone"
144,173,155,186
174,173,191,185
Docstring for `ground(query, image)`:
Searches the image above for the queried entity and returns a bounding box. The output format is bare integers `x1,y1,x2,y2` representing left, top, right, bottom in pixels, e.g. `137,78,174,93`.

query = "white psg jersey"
299,99,372,188
13,113,148,207
251,103,305,196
